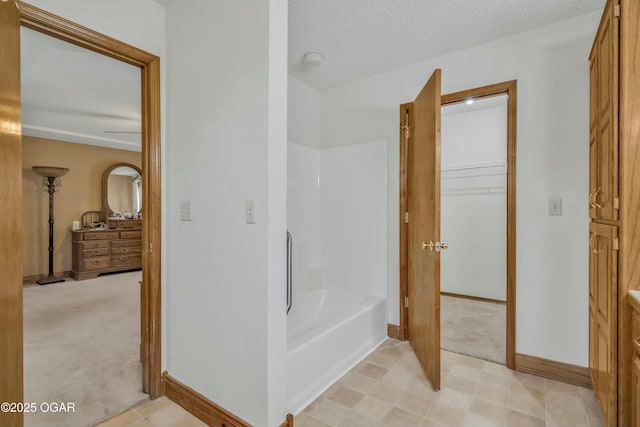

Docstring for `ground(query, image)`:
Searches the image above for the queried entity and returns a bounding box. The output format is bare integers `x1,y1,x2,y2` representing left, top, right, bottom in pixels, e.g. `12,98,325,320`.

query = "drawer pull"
120,256,129,262
93,250,101,256
92,259,101,265
121,248,129,254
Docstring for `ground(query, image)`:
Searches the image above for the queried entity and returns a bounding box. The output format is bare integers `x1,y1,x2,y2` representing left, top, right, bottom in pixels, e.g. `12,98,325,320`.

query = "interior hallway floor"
441,295,506,365
102,340,603,427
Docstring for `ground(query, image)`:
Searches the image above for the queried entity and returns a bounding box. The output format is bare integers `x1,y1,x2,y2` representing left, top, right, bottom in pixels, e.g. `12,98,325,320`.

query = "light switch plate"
549,198,562,216
245,200,256,224
180,201,192,221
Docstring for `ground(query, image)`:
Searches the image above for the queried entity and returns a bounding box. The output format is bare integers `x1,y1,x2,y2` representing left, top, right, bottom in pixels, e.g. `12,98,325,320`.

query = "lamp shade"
32,166,69,177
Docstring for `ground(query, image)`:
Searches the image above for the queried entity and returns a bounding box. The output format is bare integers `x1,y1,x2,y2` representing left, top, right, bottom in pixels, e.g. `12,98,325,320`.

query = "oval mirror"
102,163,142,218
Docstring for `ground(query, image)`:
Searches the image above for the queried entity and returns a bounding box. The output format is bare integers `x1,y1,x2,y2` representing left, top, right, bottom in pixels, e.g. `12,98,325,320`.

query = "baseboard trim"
163,372,251,427
515,353,592,388
441,292,506,305
163,372,293,427
279,413,294,427
23,270,71,285
387,323,402,340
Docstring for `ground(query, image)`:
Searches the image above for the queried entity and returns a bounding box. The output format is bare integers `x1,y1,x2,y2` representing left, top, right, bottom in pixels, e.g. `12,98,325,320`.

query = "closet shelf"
441,162,507,193
441,162,507,179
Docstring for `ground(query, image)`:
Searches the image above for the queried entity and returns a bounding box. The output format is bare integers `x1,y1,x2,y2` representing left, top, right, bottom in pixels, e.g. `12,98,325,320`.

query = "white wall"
287,140,387,300
287,77,322,297
288,76,320,148
320,141,388,299
320,12,598,366
287,143,322,296
24,0,166,56
440,103,507,301
165,1,287,426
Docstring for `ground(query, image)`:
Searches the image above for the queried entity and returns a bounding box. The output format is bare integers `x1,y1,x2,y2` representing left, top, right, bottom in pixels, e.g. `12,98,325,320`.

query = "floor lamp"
33,166,69,285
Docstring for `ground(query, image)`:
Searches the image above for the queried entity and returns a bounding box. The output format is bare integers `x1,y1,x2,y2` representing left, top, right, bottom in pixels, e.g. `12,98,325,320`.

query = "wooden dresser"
71,228,142,280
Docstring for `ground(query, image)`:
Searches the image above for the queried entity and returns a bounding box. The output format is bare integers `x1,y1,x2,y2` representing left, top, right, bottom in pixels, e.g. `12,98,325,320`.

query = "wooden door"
590,222,618,427
0,2,23,426
407,69,442,391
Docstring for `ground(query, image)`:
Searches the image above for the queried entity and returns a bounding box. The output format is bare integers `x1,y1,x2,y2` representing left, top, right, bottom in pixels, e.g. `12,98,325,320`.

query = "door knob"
422,241,435,251
440,242,448,250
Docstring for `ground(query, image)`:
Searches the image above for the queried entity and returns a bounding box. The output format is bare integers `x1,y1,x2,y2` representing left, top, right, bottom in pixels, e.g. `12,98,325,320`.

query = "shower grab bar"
286,231,292,315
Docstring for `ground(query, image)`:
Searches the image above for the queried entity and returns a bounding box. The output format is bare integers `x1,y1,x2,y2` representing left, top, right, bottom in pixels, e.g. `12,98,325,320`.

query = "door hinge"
613,197,619,209
404,212,409,224
614,4,620,18
404,296,409,308
613,238,619,251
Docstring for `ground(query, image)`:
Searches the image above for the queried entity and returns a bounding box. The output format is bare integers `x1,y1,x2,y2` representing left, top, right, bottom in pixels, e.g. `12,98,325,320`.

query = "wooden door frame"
9,0,162,405
399,80,517,369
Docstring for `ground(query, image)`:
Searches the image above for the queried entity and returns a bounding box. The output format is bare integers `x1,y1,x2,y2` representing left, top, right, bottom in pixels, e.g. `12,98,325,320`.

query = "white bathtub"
286,289,387,414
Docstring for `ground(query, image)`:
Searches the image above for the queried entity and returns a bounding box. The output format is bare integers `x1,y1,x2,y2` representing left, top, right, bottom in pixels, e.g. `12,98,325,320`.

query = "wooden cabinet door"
632,358,640,427
590,0,619,222
589,51,598,220
590,222,618,427
589,228,598,390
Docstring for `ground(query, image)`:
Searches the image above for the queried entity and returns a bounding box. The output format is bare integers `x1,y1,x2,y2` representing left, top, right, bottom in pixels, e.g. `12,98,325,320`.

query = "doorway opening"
0,3,162,425
440,94,508,365
398,79,517,384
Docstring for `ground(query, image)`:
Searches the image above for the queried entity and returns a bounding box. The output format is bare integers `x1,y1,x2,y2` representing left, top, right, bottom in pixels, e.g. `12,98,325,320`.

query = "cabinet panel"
598,117,618,221
589,134,598,220
590,310,598,390
633,358,640,427
599,17,611,117
590,56,598,130
589,222,618,427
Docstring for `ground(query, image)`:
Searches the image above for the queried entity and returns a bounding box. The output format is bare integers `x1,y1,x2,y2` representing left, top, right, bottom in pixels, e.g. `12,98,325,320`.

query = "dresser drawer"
120,231,142,239
83,257,111,271
112,254,141,268
82,247,111,258
81,240,110,250
112,239,141,249
112,246,142,256
84,231,119,240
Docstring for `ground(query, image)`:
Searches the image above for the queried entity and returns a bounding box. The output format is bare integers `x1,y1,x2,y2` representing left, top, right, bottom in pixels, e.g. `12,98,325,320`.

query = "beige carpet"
23,271,147,427
440,295,506,364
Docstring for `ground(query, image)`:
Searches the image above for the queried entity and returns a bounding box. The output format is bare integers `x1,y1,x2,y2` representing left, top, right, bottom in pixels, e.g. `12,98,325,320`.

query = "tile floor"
95,397,206,427
98,339,604,427
296,340,604,427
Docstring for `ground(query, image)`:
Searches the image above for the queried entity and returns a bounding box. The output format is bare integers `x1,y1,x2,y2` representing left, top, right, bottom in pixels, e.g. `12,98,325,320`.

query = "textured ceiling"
289,0,605,89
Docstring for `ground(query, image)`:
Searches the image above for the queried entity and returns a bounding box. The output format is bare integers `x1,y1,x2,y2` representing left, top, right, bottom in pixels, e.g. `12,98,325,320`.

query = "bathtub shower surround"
287,290,386,413
286,140,388,413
